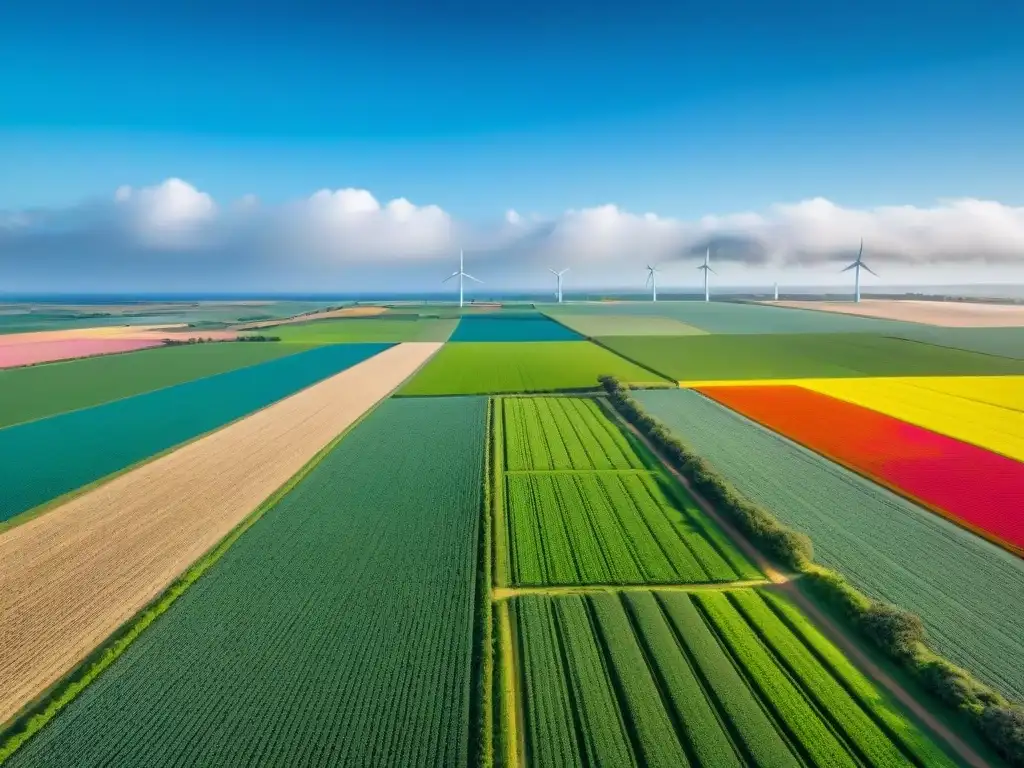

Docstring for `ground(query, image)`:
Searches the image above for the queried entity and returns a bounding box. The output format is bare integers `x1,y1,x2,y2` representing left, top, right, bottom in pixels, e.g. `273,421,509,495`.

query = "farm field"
450,315,582,341
0,341,311,428
0,337,164,368
4,395,484,768
890,326,1024,360
513,590,955,768
542,311,707,336
698,384,1024,555
503,397,653,470
597,332,1024,382
0,343,392,523
497,395,758,586
636,387,1024,701
0,342,440,728
549,300,916,333
399,341,665,395
800,376,1024,462
271,316,458,343
768,299,1024,327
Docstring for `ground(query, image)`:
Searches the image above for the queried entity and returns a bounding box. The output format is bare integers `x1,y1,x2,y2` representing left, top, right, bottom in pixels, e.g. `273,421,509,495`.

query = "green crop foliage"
636,387,1024,702
272,317,458,343
503,397,652,471
730,591,916,768
507,472,750,586
589,594,691,766
696,592,859,768
5,397,486,768
398,341,666,396
0,342,312,428
624,593,743,768
759,591,960,768
599,333,1024,381
659,593,801,768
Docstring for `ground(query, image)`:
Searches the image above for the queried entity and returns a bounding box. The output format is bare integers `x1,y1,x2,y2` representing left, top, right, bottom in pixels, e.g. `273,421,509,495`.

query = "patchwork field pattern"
450,315,582,341
5,395,484,767
400,341,665,395
0,343,391,523
0,341,311,428
272,317,458,343
699,384,1024,555
598,332,1024,382
514,590,954,768
636,387,1024,700
0,344,442,729
801,375,1024,462
890,326,1024,360
498,396,757,586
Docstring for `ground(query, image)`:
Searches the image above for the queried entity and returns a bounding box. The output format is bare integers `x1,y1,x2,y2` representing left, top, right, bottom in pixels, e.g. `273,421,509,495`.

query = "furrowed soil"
0,341,440,725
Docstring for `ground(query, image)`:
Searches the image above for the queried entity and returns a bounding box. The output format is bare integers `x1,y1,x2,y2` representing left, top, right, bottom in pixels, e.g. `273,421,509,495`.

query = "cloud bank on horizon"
3,178,1024,291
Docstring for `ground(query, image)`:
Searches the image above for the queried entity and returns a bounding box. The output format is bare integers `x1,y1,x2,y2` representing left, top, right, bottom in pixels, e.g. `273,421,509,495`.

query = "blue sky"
1,0,1023,291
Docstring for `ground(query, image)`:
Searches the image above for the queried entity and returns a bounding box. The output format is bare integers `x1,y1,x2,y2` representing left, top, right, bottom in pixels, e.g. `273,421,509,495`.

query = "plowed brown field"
0,341,440,725
766,299,1024,326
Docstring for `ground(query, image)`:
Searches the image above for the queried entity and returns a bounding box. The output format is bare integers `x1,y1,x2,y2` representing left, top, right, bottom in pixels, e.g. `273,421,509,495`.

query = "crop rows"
514,590,956,768
5,396,486,767
507,472,757,585
698,384,1024,554
503,397,648,471
635,387,1024,701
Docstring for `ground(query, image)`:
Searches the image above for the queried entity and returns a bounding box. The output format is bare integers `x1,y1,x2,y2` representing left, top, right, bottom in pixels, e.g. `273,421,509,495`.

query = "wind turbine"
841,239,877,303
442,249,482,308
645,265,660,302
549,268,570,303
697,247,716,302
774,282,779,301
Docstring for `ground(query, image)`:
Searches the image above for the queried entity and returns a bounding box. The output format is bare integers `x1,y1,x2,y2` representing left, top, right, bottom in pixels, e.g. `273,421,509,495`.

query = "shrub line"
599,374,1024,768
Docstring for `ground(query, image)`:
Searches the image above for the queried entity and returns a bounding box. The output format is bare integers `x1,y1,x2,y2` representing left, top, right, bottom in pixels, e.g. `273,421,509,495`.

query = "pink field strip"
0,339,163,368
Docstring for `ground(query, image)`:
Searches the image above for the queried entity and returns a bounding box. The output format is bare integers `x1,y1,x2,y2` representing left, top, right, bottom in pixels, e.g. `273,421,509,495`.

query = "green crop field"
6,396,487,767
891,326,1024,360
498,395,757,585
541,311,708,336
599,332,1024,381
503,397,655,471
547,301,916,334
398,341,666,395
272,317,458,343
0,342,312,428
636,387,1024,702
513,590,954,768
507,472,757,584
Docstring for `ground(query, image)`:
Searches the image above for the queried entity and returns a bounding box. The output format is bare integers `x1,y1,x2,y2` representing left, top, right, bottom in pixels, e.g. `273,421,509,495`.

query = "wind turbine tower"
841,239,877,303
442,249,482,308
645,265,660,302
697,247,716,302
774,282,779,301
549,268,570,303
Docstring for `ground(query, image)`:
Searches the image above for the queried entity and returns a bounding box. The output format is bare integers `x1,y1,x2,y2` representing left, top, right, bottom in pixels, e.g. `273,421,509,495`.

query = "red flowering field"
697,384,1024,555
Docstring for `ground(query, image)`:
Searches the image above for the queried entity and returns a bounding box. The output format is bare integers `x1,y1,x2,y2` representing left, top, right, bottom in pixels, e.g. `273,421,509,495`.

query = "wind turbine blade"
464,273,483,283
645,273,652,287
548,268,558,275
840,262,858,273
442,272,458,283
858,239,864,261
708,267,718,275
861,263,879,277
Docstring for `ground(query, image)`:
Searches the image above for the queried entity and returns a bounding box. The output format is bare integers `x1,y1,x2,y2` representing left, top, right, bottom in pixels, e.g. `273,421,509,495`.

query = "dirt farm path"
609,401,992,768
0,342,441,726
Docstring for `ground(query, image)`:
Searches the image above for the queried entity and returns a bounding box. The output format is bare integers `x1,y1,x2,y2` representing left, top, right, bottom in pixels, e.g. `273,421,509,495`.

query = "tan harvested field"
0,341,440,725
0,324,187,345
766,299,1024,326
235,305,387,330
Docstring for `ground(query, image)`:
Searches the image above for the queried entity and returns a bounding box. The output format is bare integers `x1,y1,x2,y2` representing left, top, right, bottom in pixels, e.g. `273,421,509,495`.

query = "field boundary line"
0,342,386,535
586,335,679,384
602,401,791,584
498,601,523,768
494,580,774,600
0,343,441,764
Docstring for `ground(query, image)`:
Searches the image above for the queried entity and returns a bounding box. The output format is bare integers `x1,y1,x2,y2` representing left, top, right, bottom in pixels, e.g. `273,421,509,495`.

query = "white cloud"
3,178,1024,291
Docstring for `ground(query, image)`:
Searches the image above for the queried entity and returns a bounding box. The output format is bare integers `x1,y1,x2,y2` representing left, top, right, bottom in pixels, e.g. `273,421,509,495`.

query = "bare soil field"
766,299,1024,326
0,341,440,725
235,305,386,330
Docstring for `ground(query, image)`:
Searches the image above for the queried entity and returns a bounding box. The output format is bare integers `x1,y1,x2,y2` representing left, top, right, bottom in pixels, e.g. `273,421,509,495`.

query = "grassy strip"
601,374,1024,768
0,399,384,764
472,398,495,768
